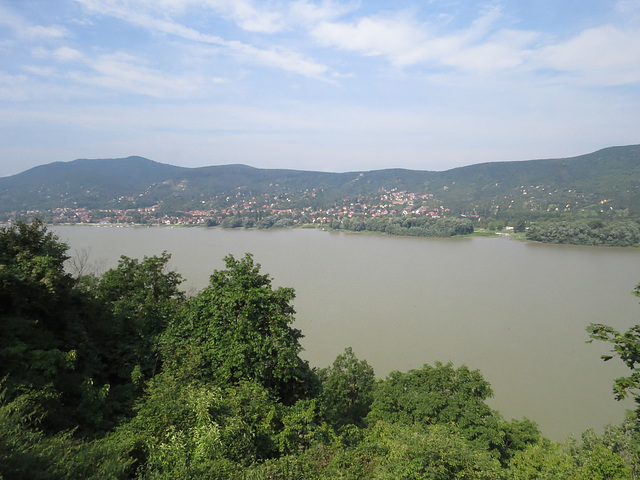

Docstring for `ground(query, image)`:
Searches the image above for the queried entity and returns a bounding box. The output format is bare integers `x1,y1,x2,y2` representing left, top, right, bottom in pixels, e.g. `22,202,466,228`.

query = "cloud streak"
73,0,334,80
537,25,640,85
66,1,640,86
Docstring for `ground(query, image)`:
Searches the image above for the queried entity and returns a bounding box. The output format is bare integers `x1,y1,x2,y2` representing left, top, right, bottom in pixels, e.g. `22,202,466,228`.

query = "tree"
0,386,133,480
588,323,640,408
0,221,185,434
0,219,72,321
367,362,502,449
317,347,375,428
163,253,319,405
0,220,108,432
498,417,541,466
507,437,632,480
512,219,526,233
587,283,640,421
69,252,187,429
93,252,184,386
336,421,503,480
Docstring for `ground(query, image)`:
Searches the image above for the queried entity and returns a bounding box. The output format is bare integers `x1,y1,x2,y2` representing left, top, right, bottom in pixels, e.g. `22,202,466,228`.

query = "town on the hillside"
12,188,461,227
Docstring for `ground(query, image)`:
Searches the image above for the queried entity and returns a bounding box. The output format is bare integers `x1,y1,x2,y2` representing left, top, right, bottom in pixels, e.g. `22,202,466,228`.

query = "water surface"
53,225,640,441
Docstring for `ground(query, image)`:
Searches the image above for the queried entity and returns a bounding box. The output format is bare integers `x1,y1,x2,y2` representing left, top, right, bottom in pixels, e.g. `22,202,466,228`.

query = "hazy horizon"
3,142,638,179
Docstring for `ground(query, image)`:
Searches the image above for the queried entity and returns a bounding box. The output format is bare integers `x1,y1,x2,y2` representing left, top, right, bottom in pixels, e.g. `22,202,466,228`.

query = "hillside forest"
2,145,640,247
1,220,640,479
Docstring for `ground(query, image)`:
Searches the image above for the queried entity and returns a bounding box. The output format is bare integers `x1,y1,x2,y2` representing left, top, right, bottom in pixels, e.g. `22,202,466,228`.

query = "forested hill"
1,144,640,217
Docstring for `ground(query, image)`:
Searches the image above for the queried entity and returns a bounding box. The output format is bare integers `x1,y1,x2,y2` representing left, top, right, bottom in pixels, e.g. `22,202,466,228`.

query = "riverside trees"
1,220,637,479
526,219,640,246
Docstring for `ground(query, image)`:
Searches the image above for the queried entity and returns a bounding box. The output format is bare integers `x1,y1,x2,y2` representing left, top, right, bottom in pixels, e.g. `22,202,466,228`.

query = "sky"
1,0,640,177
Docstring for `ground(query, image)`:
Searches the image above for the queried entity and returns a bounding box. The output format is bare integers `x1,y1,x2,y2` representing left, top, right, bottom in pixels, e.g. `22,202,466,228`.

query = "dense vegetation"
323,216,475,237
219,215,476,238
2,146,640,237
526,220,640,246
1,221,639,479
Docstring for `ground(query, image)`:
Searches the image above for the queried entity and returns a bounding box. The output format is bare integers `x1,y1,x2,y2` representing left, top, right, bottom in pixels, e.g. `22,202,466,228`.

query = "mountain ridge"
1,145,639,219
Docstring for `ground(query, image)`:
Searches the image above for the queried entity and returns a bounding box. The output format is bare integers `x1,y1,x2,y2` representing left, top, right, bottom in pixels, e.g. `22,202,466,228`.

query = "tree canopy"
162,253,318,405
1,220,638,479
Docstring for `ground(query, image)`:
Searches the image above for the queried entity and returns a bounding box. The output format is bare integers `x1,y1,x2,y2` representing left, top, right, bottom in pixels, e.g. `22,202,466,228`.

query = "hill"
1,145,639,221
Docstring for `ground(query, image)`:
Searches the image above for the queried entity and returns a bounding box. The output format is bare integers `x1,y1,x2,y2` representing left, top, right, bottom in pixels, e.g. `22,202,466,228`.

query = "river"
52,225,640,441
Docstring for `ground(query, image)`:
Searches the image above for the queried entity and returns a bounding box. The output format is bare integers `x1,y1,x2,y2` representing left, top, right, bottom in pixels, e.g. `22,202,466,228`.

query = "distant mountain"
1,145,639,218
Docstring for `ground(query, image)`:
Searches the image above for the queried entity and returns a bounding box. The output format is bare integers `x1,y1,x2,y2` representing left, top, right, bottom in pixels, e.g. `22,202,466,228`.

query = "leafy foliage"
162,253,319,405
367,362,502,448
527,220,640,246
587,282,640,419
93,252,184,387
0,220,107,432
0,221,188,434
588,323,640,406
0,387,132,480
336,216,475,237
317,347,375,429
507,437,632,480
1,220,638,478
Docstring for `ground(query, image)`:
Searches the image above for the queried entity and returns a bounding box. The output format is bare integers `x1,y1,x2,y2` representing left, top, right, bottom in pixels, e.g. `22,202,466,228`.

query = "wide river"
53,225,640,441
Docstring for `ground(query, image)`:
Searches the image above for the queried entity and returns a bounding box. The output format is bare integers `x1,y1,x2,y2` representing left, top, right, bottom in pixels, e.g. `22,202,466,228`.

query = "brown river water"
53,225,640,441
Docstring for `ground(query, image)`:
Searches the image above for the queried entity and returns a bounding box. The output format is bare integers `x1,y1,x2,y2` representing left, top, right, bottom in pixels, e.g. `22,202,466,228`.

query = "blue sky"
1,0,640,177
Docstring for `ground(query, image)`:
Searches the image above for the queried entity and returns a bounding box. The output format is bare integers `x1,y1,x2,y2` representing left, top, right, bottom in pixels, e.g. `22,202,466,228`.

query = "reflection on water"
54,225,640,441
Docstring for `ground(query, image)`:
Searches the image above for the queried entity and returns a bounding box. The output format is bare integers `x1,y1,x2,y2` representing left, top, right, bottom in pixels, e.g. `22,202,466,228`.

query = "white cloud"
31,46,50,59
308,4,640,85
213,0,284,33
22,25,69,39
0,4,68,40
31,46,83,62
201,0,358,32
288,0,359,26
68,52,202,98
440,29,537,72
311,14,428,64
0,73,32,101
53,46,83,61
22,65,57,77
311,7,537,72
537,25,640,85
75,0,356,33
73,0,334,80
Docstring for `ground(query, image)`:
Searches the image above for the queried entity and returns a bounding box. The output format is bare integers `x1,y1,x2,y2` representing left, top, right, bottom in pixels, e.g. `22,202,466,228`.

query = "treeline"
332,216,475,237
1,221,639,479
217,214,475,238
526,219,640,246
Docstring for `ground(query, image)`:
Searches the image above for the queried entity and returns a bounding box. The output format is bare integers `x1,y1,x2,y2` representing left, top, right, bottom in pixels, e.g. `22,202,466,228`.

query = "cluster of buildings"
17,188,452,226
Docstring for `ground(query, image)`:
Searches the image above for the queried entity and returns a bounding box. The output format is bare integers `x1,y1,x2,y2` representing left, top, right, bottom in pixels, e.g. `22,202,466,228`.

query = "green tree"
498,417,542,466
512,219,526,233
119,374,280,477
317,347,375,429
588,321,640,408
163,253,319,405
367,362,502,449
507,437,632,480
0,221,186,434
349,421,503,480
580,422,639,480
93,252,184,386
0,220,110,432
586,282,640,476
587,283,640,420
72,252,187,428
0,386,132,480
